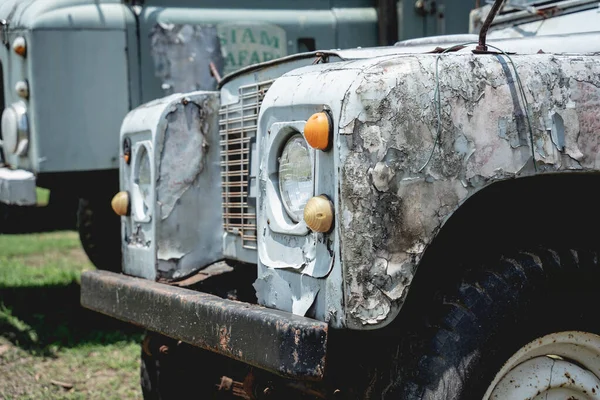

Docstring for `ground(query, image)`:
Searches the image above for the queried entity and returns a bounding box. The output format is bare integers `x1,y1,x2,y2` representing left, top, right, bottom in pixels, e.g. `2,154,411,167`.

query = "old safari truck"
83,0,600,398
4,0,479,269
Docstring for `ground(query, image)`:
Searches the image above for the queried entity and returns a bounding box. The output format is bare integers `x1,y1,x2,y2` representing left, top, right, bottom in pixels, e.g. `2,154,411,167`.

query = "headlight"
1,102,29,156
278,134,313,222
132,143,152,220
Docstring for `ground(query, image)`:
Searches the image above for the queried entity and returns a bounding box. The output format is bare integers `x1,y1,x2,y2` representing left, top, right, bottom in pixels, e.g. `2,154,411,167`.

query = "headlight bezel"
264,121,314,236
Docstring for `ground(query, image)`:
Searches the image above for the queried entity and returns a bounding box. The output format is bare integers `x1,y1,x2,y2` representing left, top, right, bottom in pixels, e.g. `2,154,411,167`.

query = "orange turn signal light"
123,137,131,165
111,191,130,216
304,195,334,233
304,112,332,150
12,37,26,57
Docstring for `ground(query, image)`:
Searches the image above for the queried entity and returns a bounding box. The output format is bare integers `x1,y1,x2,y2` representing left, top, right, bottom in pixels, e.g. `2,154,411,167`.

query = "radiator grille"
219,80,273,249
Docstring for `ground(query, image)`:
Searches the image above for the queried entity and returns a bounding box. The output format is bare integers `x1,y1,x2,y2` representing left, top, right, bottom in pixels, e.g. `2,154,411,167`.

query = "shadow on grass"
0,281,142,355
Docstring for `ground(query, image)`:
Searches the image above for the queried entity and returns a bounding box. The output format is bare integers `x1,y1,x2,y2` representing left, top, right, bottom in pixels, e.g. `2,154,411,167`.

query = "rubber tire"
77,197,121,272
384,247,600,399
44,190,78,231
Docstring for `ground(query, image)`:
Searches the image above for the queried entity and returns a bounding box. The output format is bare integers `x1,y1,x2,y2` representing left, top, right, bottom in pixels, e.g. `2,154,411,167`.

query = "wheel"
77,196,121,272
483,331,600,399
384,247,600,399
44,189,78,230
140,332,244,400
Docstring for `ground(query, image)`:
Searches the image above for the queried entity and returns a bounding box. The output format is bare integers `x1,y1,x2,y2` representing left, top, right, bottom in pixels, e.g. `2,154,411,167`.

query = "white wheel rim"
483,331,600,400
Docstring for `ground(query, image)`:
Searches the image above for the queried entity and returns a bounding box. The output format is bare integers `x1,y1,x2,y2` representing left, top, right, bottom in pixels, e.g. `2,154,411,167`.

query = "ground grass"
0,231,142,399
36,188,50,207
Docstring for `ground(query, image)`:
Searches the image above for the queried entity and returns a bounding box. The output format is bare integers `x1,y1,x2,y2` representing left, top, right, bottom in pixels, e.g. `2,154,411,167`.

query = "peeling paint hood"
221,30,600,88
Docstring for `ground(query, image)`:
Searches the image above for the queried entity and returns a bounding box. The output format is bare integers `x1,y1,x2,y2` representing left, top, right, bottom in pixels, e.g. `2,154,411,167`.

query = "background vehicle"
472,0,600,37
82,1,600,399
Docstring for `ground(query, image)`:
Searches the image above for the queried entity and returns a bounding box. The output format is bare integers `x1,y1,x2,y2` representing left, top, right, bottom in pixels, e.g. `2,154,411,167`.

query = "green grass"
0,231,142,399
36,187,50,207
0,232,92,287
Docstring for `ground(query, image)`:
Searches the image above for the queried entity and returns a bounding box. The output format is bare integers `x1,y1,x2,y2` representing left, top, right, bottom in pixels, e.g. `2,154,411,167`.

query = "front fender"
338,53,600,328
120,91,222,281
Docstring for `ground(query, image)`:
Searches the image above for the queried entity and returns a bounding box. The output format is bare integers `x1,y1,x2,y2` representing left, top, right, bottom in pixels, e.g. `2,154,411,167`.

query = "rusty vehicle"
0,0,481,268
82,0,600,398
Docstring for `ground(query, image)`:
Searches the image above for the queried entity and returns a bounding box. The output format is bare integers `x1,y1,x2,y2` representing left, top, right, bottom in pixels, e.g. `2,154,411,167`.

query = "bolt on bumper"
80,270,328,380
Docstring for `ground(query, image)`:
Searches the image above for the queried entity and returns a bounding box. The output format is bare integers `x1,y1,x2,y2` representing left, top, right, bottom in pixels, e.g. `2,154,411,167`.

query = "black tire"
44,190,78,230
381,247,600,399
77,196,121,272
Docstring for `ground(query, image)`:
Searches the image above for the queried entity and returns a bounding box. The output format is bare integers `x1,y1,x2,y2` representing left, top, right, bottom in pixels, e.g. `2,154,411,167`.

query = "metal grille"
220,80,273,249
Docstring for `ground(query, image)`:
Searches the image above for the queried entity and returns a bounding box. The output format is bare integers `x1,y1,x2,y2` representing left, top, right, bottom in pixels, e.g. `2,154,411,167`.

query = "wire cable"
418,42,537,172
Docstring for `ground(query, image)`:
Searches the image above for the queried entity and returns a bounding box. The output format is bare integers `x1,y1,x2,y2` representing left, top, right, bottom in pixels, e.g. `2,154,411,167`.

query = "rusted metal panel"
80,270,328,380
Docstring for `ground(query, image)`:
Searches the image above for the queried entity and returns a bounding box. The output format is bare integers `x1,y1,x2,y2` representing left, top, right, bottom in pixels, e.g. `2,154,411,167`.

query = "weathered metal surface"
120,91,223,281
0,167,36,205
150,24,224,94
81,270,328,380
0,1,130,175
137,5,380,106
0,0,125,30
224,31,600,90
219,55,342,265
471,0,600,37
336,52,600,328
255,32,600,329
484,332,600,399
166,261,234,287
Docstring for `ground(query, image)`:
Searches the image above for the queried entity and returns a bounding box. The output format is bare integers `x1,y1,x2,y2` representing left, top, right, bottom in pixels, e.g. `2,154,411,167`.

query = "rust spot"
219,325,231,351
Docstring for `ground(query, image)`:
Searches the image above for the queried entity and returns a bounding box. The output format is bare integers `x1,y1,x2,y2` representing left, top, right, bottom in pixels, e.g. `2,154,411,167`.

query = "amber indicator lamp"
304,195,334,233
304,111,332,150
111,191,130,216
123,137,132,164
13,37,26,57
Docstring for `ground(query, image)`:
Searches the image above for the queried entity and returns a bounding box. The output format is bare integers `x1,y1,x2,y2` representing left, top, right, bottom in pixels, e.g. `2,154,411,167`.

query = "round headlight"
278,134,313,222
132,144,152,219
1,102,29,156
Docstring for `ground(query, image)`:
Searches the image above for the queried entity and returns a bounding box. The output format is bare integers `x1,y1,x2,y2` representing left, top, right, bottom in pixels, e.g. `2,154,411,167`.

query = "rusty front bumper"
80,270,327,380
